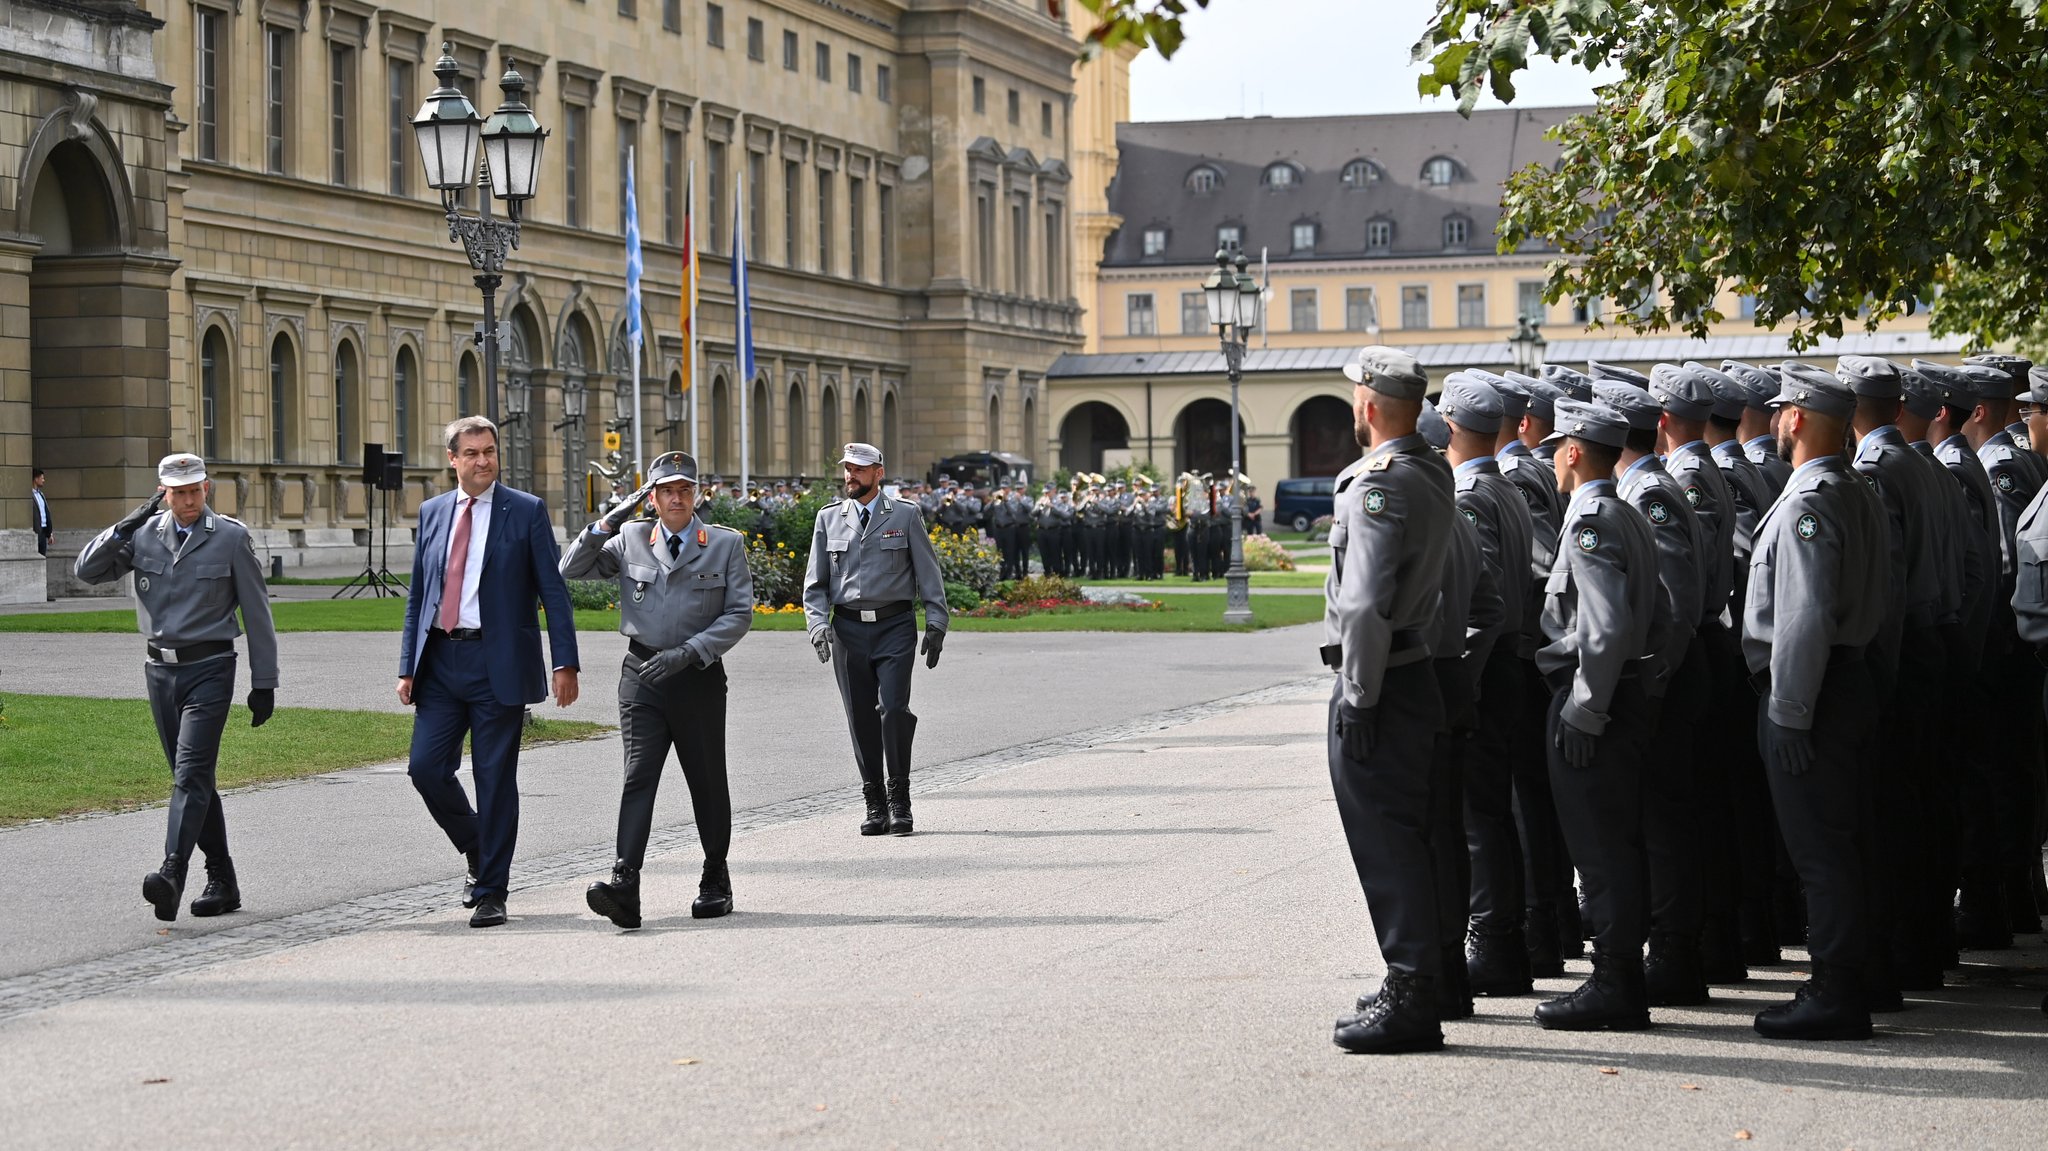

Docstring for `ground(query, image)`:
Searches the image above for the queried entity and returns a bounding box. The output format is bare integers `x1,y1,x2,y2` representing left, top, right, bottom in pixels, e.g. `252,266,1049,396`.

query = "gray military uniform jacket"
1435,510,1508,698
1497,442,1562,578
1456,457,1535,653
1745,435,1794,499
1617,454,1707,691
801,493,950,639
1855,424,1945,632
559,515,753,666
1917,439,1991,667
2012,485,2048,648
1741,457,1887,729
1537,480,1667,736
1981,431,2038,588
1667,441,1738,626
75,506,280,689
1324,434,1453,710
1712,439,1774,612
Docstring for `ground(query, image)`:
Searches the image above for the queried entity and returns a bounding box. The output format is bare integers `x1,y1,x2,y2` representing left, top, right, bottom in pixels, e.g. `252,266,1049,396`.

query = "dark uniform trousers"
1464,647,1526,933
1868,620,1949,979
1429,658,1477,972
1760,652,1875,972
832,611,919,785
407,634,526,898
616,654,732,870
1329,663,1446,979
146,654,236,864
1644,641,1711,941
1546,676,1653,955
1512,659,1574,932
1695,622,1765,953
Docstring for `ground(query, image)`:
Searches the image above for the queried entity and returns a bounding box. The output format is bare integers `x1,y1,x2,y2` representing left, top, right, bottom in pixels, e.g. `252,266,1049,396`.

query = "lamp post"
1508,314,1547,373
657,382,687,444
415,45,547,435
1204,248,1261,625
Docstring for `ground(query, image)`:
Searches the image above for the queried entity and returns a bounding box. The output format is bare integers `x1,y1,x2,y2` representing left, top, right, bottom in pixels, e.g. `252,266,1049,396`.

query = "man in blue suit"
397,416,580,927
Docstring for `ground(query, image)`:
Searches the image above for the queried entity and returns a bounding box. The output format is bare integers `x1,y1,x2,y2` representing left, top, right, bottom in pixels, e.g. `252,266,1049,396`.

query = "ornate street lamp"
1204,248,1259,625
1509,314,1548,373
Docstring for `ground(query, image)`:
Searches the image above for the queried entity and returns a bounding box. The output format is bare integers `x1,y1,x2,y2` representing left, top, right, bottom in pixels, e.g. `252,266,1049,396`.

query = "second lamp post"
1203,249,1263,625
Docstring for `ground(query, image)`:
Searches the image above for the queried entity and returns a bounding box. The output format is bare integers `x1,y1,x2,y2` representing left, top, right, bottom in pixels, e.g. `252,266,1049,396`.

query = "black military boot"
1334,971,1444,1054
1956,868,2013,949
585,860,642,929
462,847,483,909
1437,945,1474,1021
1467,925,1534,996
1754,959,1872,1041
693,860,734,919
1699,916,1748,984
1524,905,1565,978
1534,946,1651,1031
142,855,188,923
886,777,914,836
189,858,242,918
1644,930,1710,1006
860,782,890,836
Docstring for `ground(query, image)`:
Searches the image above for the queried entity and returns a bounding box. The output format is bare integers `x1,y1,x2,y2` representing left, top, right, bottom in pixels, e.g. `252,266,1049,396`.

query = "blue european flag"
731,171,753,384
623,152,643,353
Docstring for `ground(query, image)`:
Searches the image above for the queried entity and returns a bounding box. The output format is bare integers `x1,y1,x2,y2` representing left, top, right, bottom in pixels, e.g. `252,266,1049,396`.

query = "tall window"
1007,89,1020,125
196,10,223,160
1457,284,1486,327
707,139,726,253
783,160,801,266
617,116,639,236
879,184,894,283
848,54,862,93
816,168,834,274
394,348,415,465
662,128,683,245
747,150,766,255
563,103,587,227
746,18,764,61
387,58,413,194
266,26,292,174
334,343,358,464
706,3,724,47
1517,281,1546,323
1291,289,1318,332
269,336,295,464
619,0,637,16
1043,203,1062,299
200,329,226,459
329,43,355,185
458,353,478,418
848,177,866,279
1400,286,1430,329
1345,287,1376,331
1126,293,1156,336
1366,219,1392,250
664,0,682,33
972,76,986,114
1041,101,1053,137
783,30,799,70
1010,201,1029,295
1143,228,1167,257
975,185,994,286
815,41,831,82
1180,291,1206,334
877,64,891,102
1442,216,1470,248
988,394,1002,451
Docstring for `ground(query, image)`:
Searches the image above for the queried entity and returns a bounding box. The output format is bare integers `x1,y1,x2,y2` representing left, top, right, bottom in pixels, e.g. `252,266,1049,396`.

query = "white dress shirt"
445,484,493,629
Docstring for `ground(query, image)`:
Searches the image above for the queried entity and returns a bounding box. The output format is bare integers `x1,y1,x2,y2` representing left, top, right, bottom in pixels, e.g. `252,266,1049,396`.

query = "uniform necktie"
859,504,871,534
669,533,682,561
438,496,475,632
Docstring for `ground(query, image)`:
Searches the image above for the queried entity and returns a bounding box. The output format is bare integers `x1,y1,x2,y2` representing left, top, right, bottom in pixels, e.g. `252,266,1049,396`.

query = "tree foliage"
1074,0,1214,59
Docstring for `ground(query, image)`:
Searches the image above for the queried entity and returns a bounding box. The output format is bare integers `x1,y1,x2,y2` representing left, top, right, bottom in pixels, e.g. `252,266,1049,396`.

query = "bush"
1309,514,1334,542
1241,534,1297,572
995,574,1083,604
746,537,804,607
565,579,617,611
944,580,982,612
929,526,1001,599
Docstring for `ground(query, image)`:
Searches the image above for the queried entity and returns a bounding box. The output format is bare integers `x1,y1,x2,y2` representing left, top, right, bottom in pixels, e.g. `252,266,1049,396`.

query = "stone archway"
1057,401,1129,474
1172,398,1242,479
1290,395,1355,477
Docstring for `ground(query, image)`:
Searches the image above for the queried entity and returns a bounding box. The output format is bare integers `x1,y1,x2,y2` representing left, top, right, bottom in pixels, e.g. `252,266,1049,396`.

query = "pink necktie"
438,497,474,632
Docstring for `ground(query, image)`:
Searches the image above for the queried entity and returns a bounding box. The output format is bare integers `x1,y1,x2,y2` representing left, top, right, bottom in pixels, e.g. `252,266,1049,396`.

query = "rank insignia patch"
1998,472,2017,493
1648,502,1670,525
1461,507,1477,525
1684,485,1703,507
1364,489,1388,515
137,576,150,592
1796,514,1819,540
1577,527,1599,551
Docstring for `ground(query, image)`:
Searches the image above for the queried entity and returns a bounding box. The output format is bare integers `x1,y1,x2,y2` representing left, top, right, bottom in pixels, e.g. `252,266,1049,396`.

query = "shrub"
995,574,1083,604
1309,514,1334,542
565,579,617,611
929,526,1001,599
745,537,804,607
944,580,983,612
1241,534,1297,572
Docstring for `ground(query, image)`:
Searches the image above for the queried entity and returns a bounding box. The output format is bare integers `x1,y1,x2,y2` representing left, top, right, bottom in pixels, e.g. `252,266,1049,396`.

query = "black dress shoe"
462,848,483,909
1644,931,1709,1007
692,860,734,919
189,859,241,917
1334,971,1443,1054
142,855,187,923
1535,948,1651,1031
860,782,890,836
1467,927,1534,996
886,778,913,836
469,896,507,928
586,861,641,929
1755,961,1871,1040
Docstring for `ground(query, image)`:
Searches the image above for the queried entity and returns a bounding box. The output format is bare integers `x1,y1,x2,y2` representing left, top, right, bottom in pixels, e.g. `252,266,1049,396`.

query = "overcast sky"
1128,0,1613,121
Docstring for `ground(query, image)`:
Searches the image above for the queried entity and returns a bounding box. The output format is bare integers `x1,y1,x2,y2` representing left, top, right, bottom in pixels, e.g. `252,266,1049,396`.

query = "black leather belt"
147,639,233,665
834,600,913,624
430,627,484,642
1319,630,1429,671
628,639,659,660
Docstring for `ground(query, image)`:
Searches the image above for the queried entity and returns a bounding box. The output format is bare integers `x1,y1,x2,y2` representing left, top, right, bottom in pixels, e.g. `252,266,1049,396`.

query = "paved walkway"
4,665,2045,1148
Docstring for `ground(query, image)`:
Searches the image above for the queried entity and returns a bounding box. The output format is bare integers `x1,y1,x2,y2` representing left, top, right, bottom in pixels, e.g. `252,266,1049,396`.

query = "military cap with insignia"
1682,361,1749,421
1895,363,1947,421
1591,379,1663,431
1553,397,1631,448
1342,345,1429,400
1541,363,1595,401
1647,362,1720,422
1955,363,2017,403
1963,353,2032,393
1588,359,1652,389
1771,362,1857,420
1438,373,1505,435
838,441,885,467
1719,361,1779,411
1834,354,1904,399
157,452,208,487
1495,370,1539,423
2021,364,2048,405
1908,359,1977,408
1519,374,1566,421
1418,399,1451,450
647,451,699,485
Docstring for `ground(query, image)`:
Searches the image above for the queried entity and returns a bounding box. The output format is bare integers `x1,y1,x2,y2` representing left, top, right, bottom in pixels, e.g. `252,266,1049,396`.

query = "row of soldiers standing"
916,475,1252,584
1323,344,2048,1054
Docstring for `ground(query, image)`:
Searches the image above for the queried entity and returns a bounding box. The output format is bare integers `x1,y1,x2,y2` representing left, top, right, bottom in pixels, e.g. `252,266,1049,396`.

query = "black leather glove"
1336,700,1375,762
637,645,697,687
114,491,165,539
922,627,945,669
599,483,655,533
811,626,836,664
1762,719,1815,777
247,688,274,728
1556,718,1599,769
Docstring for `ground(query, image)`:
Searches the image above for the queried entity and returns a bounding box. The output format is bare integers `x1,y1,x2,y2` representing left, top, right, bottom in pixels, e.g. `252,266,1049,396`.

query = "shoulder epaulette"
710,523,744,535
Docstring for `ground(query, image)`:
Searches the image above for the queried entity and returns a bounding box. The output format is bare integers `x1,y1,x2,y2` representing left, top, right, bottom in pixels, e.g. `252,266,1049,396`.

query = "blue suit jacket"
400,482,579,706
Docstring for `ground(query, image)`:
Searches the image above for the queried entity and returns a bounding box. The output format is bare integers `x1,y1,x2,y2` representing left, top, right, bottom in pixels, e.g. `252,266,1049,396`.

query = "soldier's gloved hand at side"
811,626,836,664
114,491,165,539
1762,719,1815,776
1555,719,1599,769
597,484,655,533
637,645,697,687
922,628,945,669
1335,701,1375,762
247,689,274,728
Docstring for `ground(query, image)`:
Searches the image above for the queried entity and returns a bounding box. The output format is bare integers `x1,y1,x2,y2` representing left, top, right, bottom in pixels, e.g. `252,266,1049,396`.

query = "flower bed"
961,597,1166,619
1241,533,1297,572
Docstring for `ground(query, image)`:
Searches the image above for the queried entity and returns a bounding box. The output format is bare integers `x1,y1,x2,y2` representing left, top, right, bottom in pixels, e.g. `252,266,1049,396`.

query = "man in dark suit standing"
397,416,580,928
31,467,52,557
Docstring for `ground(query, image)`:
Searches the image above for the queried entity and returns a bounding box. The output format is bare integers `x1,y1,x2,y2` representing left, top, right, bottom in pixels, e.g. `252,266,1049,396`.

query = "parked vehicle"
929,450,1033,488
1274,476,1336,532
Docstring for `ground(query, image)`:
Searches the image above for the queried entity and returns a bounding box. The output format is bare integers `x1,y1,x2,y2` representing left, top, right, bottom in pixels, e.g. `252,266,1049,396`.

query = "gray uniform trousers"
833,613,919,786
1546,675,1655,955
146,654,236,864
1328,664,1445,979
616,655,731,869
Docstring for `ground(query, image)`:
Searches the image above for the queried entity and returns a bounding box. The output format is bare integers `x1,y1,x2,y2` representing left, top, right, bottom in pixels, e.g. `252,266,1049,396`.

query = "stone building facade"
3,0,1120,599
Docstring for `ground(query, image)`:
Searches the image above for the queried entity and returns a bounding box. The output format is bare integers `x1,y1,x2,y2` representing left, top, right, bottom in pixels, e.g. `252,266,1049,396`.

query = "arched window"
334,341,359,465
394,346,417,465
751,373,772,468
786,378,808,472
668,371,686,450
458,352,479,419
853,383,870,444
710,374,731,474
1022,394,1037,463
820,380,841,463
1185,165,1220,194
269,334,296,464
1422,156,1462,186
882,389,899,466
987,393,1002,451
1260,162,1298,189
1340,160,1382,188
200,327,229,460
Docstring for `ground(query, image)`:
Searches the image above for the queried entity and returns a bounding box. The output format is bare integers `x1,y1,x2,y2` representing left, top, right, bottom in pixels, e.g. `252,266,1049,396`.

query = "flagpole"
736,150,750,494
687,160,700,465
628,145,644,484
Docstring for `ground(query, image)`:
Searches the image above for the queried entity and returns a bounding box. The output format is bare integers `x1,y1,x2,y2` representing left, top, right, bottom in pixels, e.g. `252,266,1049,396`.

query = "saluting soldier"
75,453,278,922
1743,363,1887,1041
803,443,950,836
561,452,752,929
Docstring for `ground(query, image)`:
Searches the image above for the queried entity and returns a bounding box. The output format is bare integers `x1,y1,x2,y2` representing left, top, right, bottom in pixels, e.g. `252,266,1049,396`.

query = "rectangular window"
664,0,682,33
972,76,986,114
1517,281,1546,323
707,139,726,253
1180,291,1206,334
1142,228,1167,257
815,42,831,82
619,0,637,16
618,116,639,236
746,18,764,61
783,29,799,70
387,58,413,194
1443,217,1469,247
706,3,724,47
1010,201,1029,295
1043,203,1062,299
1345,287,1376,331
877,64,891,103
1457,284,1486,327
879,184,894,284
849,176,865,279
783,159,801,266
1573,295,1604,324
1401,286,1430,329
1007,89,1020,126
1738,293,1757,319
975,186,994,286
848,54,862,94
816,168,834,274
748,150,766,256
1366,219,1392,250
662,128,682,245
563,103,587,227
1126,293,1156,337
329,43,355,185
1292,222,1315,253
1217,224,1241,250
196,9,222,160
1291,289,1318,332
266,26,292,174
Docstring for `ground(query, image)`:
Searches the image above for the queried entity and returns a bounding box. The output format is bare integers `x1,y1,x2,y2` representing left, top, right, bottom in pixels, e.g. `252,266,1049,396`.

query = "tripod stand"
335,451,408,599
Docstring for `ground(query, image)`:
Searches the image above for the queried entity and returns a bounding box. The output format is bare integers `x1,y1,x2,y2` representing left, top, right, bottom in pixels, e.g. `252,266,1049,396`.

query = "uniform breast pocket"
826,539,850,563
879,535,910,561
1543,568,1570,596
1328,522,1348,549
2026,559,2048,604
192,562,232,608
692,571,728,592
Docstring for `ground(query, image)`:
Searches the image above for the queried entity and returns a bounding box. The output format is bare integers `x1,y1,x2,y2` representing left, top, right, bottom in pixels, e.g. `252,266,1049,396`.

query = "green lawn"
0,694,609,824
1087,571,1328,590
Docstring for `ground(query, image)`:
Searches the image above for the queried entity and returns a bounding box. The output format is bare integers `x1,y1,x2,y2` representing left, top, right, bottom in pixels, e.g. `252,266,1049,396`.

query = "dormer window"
1291,222,1316,254
1340,159,1382,188
1366,218,1393,250
1442,215,1470,248
1422,156,1463,186
1186,165,1221,194
1142,228,1168,257
1217,224,1242,251
1261,162,1298,189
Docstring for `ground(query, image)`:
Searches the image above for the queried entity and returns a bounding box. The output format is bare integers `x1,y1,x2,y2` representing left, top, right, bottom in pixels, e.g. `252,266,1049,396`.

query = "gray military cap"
1342,345,1429,400
1591,379,1663,431
1588,360,1652,389
1963,353,2032,393
1835,355,1904,399
1770,362,1856,420
1494,371,1537,423
1956,363,2017,404
1720,361,1779,411
838,442,885,467
1686,361,1749,421
1438,374,1505,435
648,451,699,485
1647,363,1719,422
1521,376,1565,421
157,452,207,487
1895,364,1947,421
2024,365,2048,404
1553,398,1631,448
1542,363,1595,402
1418,399,1451,450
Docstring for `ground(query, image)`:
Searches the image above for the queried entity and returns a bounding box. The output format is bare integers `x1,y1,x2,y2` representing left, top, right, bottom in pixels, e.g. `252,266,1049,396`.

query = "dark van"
1274,477,1336,532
